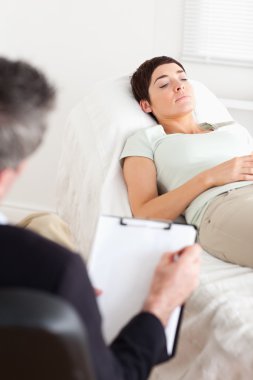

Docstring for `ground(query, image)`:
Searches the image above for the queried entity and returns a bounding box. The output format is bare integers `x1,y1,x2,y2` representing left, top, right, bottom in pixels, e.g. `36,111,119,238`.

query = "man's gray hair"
0,57,56,171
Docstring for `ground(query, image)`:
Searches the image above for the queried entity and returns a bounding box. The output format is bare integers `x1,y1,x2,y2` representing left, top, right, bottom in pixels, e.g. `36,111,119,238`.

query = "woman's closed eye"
159,82,169,88
159,78,188,88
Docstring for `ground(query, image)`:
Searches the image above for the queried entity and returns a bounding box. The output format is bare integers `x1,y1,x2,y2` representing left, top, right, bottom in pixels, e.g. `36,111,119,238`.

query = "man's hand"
143,244,201,326
94,288,103,297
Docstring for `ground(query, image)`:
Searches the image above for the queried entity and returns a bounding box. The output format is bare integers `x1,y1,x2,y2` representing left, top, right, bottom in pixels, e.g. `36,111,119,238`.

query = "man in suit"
0,56,201,380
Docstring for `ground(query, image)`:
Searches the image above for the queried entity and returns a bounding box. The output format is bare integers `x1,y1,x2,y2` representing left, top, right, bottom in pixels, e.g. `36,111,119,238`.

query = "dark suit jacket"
0,225,168,380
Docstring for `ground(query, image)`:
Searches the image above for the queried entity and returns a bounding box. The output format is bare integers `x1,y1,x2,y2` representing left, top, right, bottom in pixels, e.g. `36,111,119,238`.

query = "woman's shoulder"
120,125,165,161
127,124,165,143
214,121,250,134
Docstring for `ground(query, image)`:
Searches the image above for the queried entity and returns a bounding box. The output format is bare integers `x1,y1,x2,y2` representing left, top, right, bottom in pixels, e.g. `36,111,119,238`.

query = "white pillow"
56,75,233,259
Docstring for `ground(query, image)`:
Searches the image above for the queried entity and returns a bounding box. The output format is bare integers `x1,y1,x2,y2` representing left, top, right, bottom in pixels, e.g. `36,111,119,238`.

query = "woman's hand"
202,154,253,188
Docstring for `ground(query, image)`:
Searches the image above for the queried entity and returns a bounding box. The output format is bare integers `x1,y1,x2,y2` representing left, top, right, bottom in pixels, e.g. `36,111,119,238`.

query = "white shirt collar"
0,212,8,225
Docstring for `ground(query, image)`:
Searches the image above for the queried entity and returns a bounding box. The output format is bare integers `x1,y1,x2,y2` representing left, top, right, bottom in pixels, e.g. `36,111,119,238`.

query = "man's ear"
140,99,152,114
15,160,27,175
0,161,27,199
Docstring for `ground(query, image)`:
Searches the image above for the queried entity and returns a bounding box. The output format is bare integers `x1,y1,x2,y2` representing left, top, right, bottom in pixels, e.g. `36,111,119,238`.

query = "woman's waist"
185,181,253,227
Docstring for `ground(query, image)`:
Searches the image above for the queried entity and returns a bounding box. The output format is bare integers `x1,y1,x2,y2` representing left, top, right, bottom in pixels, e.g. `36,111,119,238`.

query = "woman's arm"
123,155,253,220
123,157,209,220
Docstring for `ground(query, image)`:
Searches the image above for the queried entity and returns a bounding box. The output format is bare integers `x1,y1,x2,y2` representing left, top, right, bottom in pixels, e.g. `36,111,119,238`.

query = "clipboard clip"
120,217,171,230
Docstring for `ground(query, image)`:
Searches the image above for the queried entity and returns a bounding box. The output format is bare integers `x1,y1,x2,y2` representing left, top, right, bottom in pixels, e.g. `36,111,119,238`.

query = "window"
182,0,253,67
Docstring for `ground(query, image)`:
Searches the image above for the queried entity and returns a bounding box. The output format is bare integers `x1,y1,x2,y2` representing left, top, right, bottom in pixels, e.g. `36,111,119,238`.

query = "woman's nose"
175,82,184,92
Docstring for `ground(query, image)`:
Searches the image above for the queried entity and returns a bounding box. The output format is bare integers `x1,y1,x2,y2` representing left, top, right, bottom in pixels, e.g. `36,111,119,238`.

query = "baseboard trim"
0,202,55,224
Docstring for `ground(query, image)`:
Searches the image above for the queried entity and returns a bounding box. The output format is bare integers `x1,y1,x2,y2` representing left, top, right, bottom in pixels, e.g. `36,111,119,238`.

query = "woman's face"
140,63,195,122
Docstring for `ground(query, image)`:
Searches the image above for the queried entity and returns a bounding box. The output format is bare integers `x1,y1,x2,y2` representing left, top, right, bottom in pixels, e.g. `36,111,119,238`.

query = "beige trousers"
198,184,253,268
17,212,76,252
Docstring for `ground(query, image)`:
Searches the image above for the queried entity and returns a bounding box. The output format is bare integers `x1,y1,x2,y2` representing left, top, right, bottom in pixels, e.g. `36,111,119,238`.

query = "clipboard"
88,215,197,357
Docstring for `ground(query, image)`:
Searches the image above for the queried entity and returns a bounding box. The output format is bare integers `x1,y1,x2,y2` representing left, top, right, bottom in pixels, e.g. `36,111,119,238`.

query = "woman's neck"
159,114,201,134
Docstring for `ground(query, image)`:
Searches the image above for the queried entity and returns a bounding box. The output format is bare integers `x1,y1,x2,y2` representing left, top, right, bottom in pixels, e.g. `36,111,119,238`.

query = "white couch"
56,75,253,380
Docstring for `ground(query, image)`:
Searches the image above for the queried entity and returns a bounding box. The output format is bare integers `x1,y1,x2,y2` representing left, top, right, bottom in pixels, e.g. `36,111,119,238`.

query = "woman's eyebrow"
153,70,185,84
154,75,168,84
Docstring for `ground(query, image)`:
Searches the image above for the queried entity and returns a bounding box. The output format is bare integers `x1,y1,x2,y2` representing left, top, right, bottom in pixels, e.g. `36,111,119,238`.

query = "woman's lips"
175,95,190,102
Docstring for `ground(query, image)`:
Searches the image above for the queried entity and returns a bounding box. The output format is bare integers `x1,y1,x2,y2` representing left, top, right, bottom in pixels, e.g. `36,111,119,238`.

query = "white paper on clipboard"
88,215,197,356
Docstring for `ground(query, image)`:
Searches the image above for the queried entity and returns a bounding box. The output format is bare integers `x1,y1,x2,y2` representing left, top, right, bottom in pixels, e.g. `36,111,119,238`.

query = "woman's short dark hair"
130,56,185,103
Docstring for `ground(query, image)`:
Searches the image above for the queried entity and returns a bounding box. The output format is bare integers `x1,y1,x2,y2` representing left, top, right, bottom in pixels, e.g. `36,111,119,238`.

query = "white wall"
0,0,252,220
0,0,156,217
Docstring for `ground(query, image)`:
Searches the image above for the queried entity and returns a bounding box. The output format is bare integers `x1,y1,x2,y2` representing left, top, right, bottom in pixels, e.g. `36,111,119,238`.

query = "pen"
172,248,184,262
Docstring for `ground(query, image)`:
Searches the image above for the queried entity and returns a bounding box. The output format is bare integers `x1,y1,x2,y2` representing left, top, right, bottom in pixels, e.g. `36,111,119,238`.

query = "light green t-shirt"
120,122,253,227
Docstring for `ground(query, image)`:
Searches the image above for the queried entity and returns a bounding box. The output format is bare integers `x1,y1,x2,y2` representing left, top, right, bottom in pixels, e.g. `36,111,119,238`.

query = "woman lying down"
120,56,253,268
